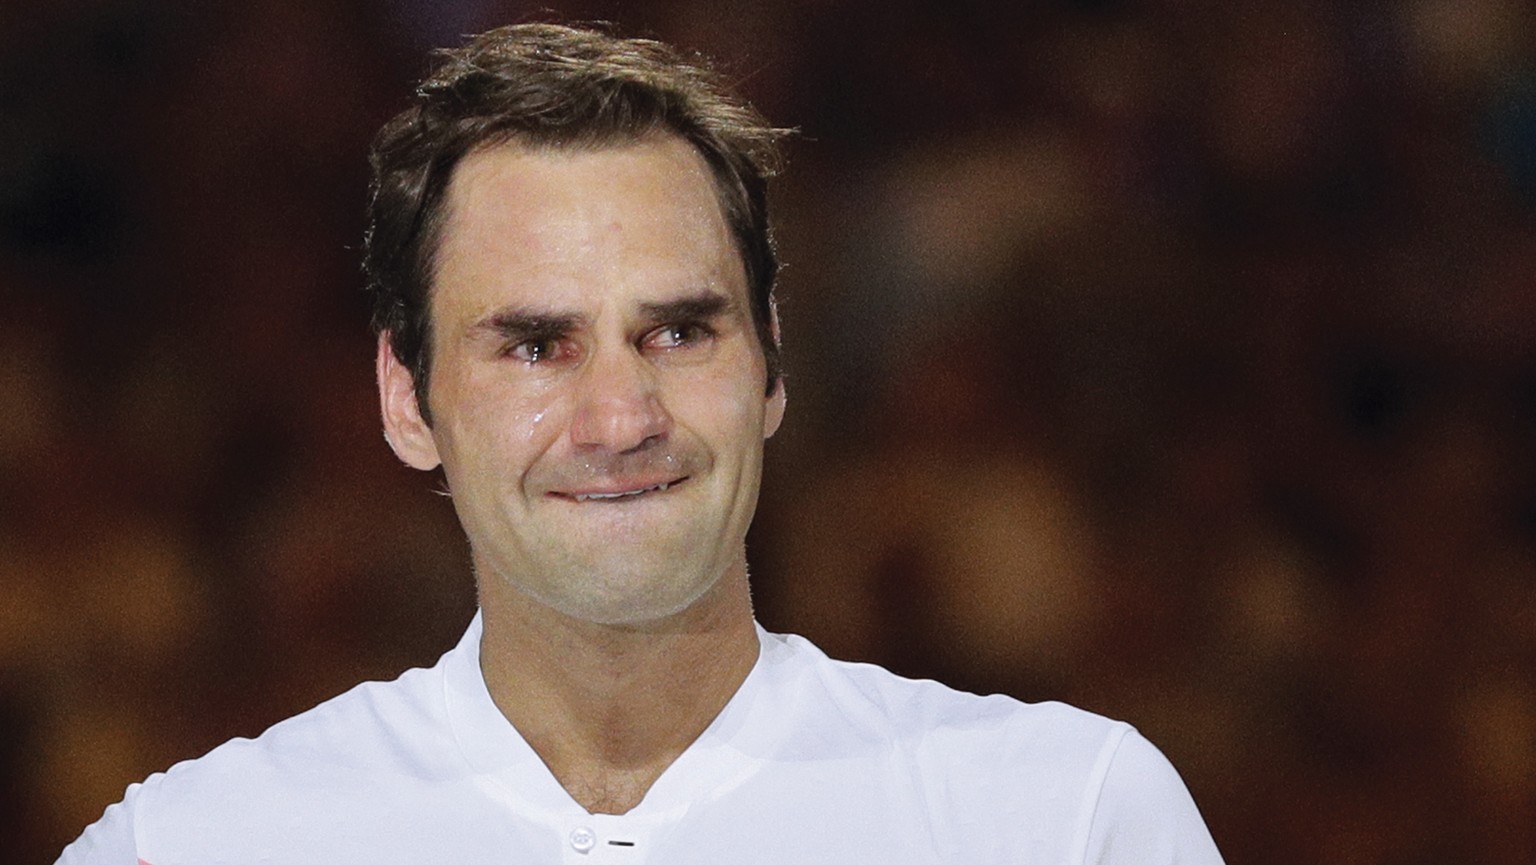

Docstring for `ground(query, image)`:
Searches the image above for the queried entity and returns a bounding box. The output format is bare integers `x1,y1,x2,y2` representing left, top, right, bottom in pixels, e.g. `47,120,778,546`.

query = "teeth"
573,481,670,503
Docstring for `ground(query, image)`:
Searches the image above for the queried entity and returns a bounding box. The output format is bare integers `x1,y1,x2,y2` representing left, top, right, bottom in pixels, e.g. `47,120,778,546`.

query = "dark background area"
4,1,1535,862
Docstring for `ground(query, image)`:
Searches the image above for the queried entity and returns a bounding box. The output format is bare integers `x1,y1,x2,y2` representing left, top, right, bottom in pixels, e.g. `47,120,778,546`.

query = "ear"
376,332,442,470
762,299,786,439
763,376,787,440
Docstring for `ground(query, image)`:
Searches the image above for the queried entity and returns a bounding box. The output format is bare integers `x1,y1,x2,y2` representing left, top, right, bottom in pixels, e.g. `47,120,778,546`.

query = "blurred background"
3,0,1534,861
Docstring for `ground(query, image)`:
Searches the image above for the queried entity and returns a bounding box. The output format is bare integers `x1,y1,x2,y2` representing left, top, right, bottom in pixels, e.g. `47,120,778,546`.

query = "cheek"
437,373,571,475
677,366,767,447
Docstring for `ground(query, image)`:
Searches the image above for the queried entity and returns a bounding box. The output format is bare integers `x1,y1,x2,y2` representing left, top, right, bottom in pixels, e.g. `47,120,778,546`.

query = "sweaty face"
378,136,784,627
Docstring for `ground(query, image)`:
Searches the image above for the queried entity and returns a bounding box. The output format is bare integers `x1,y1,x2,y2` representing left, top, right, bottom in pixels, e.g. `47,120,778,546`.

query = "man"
60,23,1223,863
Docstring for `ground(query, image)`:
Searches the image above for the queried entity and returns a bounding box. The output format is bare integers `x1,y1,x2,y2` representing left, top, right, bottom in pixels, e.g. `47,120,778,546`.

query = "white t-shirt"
59,614,1224,864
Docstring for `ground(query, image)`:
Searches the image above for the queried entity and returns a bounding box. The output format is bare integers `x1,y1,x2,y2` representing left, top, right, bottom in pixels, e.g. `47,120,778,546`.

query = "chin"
544,566,722,629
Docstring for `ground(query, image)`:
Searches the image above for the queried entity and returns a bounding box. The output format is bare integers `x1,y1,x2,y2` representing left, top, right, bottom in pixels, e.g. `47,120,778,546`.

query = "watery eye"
508,339,555,363
648,323,710,349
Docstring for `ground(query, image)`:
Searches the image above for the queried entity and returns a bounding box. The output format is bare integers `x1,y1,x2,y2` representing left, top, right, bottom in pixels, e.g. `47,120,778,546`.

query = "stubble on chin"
475,524,735,630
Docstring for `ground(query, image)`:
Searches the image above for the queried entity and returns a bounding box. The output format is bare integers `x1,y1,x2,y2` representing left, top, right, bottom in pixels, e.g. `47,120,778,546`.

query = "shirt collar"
442,611,790,822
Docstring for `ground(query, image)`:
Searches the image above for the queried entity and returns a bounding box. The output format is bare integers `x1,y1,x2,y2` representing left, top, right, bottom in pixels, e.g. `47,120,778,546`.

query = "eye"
504,337,564,364
644,322,714,350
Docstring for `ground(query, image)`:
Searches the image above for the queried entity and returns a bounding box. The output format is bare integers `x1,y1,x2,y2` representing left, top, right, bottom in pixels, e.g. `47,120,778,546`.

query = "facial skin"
378,135,785,628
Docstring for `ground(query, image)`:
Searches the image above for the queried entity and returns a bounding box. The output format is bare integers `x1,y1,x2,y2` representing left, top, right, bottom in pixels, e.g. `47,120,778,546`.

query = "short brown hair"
363,23,788,422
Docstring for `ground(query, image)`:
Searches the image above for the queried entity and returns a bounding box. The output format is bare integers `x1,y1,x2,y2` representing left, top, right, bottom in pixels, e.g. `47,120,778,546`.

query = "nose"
567,345,671,453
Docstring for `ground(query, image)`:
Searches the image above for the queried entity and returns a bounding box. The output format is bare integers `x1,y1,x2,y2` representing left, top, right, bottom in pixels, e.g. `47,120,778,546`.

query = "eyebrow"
638,291,734,324
472,309,582,343
470,290,736,341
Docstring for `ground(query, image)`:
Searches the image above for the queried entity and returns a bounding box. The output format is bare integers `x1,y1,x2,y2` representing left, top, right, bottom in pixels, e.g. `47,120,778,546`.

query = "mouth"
553,477,688,503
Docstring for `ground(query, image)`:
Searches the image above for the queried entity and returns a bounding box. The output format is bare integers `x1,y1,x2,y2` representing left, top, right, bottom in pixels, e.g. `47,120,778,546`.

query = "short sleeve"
55,784,141,865
1081,730,1224,865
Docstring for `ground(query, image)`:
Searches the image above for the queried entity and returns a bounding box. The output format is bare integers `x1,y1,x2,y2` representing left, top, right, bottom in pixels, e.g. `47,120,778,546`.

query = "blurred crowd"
2,1,1534,862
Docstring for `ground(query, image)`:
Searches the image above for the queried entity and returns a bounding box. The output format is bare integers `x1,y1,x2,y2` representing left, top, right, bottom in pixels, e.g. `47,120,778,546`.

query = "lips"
552,476,688,502
568,479,683,502
538,447,702,504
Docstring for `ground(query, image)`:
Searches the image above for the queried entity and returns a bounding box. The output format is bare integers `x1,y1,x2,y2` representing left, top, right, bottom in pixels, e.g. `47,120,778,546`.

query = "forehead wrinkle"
446,137,728,254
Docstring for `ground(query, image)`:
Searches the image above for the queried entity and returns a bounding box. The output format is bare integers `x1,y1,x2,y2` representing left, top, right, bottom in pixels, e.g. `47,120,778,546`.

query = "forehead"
432,136,743,322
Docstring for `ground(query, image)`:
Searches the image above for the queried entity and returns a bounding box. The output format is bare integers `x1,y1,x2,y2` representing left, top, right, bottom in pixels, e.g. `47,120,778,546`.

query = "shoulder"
760,630,1134,814
760,631,1223,863
58,652,463,864
161,656,455,790
1082,726,1227,863
766,629,1129,761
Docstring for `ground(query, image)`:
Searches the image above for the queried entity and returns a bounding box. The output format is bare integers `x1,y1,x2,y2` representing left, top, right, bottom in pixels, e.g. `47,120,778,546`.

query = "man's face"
378,135,785,627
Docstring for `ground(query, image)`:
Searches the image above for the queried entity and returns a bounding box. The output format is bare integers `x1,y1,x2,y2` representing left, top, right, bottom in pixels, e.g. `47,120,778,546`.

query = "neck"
477,565,759,815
